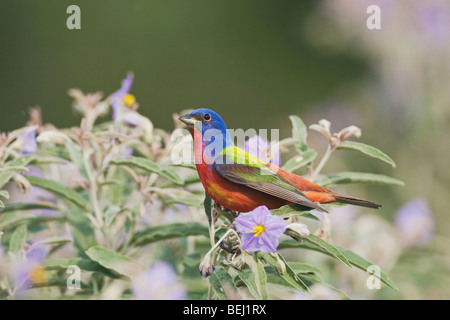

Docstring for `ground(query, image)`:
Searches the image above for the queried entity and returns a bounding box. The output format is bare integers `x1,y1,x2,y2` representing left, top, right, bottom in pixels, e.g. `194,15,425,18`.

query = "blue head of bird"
179,108,234,149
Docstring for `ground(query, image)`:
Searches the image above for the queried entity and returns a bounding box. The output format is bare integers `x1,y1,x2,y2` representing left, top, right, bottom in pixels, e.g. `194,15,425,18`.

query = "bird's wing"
214,146,327,212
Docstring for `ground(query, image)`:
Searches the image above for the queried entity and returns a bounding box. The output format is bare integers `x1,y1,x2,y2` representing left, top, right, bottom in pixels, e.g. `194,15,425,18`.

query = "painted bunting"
179,109,381,213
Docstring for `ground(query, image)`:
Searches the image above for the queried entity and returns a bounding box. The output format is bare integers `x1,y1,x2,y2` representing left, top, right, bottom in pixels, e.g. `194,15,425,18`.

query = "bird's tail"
269,165,382,209
331,192,381,209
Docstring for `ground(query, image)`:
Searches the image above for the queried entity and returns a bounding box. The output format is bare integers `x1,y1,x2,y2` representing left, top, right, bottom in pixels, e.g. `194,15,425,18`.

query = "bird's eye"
203,113,211,122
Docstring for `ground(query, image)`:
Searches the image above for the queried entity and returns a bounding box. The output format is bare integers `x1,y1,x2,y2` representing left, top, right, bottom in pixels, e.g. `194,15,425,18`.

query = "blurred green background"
0,0,364,132
1,0,449,299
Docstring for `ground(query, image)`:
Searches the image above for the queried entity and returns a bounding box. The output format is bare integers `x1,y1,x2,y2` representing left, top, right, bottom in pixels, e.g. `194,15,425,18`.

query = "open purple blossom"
109,73,153,138
131,262,187,300
235,205,288,253
245,135,281,167
13,245,47,292
111,72,135,121
16,125,38,155
395,198,434,248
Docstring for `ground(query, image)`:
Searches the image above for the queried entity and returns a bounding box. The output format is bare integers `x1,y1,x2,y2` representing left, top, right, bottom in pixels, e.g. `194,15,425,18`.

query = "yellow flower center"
30,265,47,284
251,224,265,237
123,94,136,108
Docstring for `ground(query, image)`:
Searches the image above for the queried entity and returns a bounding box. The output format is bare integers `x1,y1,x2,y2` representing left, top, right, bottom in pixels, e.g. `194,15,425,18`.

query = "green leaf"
44,257,120,279
131,222,209,247
26,176,90,211
0,203,59,215
301,212,321,221
321,202,347,208
164,197,202,208
65,141,88,178
66,208,96,254
9,224,27,253
0,166,28,174
298,273,350,300
169,162,196,170
303,234,352,268
338,141,396,168
183,173,201,185
0,200,3,208
270,204,319,221
0,289,8,299
160,167,184,185
0,155,35,189
289,115,308,152
278,240,398,291
289,262,321,275
104,205,121,226
0,212,34,231
35,236,72,246
30,156,67,166
204,193,212,226
85,246,144,280
232,265,263,300
208,267,238,300
37,146,70,160
253,253,268,299
30,277,92,290
336,246,399,291
317,172,405,187
110,156,184,185
263,266,295,290
261,253,309,292
282,149,317,172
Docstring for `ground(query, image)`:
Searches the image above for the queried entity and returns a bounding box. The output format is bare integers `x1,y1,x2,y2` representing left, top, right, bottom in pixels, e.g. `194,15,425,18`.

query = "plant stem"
310,144,334,182
83,149,103,228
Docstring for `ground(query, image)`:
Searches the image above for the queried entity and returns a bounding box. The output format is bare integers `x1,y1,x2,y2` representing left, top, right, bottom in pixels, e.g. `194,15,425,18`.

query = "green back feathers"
215,146,327,212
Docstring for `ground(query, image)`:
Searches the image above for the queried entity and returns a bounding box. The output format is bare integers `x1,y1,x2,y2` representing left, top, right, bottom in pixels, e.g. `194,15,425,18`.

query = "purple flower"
21,166,58,216
122,147,133,157
245,135,281,167
199,260,215,279
14,245,48,292
131,262,187,300
395,198,434,248
415,0,450,46
17,126,38,155
122,112,146,128
111,72,135,121
235,206,288,253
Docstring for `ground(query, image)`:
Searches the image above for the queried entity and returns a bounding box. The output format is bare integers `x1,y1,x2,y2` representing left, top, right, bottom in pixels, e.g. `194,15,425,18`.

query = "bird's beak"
179,114,197,126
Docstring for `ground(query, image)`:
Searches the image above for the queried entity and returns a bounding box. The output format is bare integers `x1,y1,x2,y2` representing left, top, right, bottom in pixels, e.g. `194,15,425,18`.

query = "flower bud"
285,223,310,240
36,131,70,145
199,256,216,279
338,125,362,141
13,174,32,193
309,119,332,141
276,257,286,275
230,255,245,270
